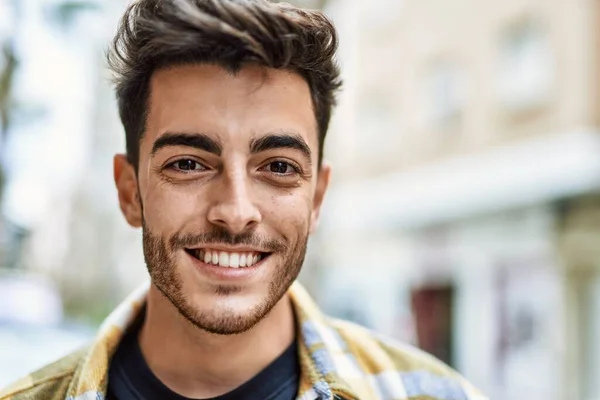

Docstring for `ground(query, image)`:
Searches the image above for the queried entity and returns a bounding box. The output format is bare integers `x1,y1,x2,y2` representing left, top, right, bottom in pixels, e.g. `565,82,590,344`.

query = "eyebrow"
151,132,222,156
151,131,312,164
250,133,312,165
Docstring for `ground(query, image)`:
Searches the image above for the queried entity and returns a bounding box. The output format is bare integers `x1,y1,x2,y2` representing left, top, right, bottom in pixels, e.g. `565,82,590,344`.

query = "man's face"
114,64,330,335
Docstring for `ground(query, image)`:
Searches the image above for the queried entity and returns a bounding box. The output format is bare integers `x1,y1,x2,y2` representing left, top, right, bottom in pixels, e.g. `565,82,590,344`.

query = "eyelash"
166,158,206,173
164,158,302,177
260,160,302,177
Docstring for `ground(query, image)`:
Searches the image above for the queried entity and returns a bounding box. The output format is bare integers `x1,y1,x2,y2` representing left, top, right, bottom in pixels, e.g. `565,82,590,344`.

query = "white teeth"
229,253,240,268
196,250,264,268
219,252,229,267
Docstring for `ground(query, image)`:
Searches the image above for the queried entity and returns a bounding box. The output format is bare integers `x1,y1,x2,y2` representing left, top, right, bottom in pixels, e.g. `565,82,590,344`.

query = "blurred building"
0,0,147,324
318,0,600,399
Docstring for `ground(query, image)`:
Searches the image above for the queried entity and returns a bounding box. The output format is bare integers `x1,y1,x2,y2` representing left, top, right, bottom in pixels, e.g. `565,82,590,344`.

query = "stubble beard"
141,220,307,335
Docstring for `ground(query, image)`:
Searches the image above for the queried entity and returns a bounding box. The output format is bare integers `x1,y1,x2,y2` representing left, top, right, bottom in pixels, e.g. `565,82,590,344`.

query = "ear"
114,154,142,228
309,163,331,234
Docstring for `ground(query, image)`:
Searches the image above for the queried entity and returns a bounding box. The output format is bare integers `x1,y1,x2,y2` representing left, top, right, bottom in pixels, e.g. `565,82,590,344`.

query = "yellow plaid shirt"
0,281,487,400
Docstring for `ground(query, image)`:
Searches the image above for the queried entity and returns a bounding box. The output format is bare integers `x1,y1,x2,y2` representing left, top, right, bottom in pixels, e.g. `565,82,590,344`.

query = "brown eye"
269,161,295,175
170,159,205,172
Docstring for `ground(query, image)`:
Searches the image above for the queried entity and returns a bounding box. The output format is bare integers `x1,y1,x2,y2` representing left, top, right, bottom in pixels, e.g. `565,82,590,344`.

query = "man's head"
109,0,341,335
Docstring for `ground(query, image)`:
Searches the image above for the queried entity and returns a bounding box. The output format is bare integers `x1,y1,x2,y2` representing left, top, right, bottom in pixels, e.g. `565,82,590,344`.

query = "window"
424,60,464,129
498,18,554,111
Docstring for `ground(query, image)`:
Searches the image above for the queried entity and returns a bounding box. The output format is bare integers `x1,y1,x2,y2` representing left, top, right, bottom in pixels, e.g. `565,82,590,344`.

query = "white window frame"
498,19,555,112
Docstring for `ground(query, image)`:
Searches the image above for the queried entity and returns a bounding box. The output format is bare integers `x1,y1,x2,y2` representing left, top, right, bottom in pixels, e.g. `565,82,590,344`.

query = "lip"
186,245,268,253
185,250,269,281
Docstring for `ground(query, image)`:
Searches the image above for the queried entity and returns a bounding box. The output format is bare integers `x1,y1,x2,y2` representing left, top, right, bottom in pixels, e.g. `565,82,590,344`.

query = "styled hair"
107,0,342,169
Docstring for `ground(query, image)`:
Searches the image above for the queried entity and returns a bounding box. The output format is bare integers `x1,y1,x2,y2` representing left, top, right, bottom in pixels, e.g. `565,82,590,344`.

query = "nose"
206,168,262,234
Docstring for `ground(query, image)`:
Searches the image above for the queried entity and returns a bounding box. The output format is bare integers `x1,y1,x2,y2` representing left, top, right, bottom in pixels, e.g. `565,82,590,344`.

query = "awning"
323,129,600,231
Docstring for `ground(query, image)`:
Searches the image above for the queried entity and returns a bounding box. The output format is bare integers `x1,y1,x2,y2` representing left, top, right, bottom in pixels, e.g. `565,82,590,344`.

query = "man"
0,1,487,399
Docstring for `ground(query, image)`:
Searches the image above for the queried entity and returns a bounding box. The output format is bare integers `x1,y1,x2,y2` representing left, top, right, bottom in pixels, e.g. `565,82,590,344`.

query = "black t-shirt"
106,312,299,400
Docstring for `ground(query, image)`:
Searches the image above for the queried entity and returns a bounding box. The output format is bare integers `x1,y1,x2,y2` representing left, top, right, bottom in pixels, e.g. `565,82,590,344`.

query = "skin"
113,63,331,398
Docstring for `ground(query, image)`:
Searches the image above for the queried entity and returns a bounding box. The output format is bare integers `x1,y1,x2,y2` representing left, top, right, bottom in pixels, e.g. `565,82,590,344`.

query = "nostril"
207,203,262,233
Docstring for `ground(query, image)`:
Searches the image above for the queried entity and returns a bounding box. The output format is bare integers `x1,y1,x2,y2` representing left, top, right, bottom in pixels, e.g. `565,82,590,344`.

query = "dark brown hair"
107,0,342,169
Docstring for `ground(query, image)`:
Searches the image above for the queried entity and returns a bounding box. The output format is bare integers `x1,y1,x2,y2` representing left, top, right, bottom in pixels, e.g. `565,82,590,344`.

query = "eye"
265,161,298,175
168,159,206,172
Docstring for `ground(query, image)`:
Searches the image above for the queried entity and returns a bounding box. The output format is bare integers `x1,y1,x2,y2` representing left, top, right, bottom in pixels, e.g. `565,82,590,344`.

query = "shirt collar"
64,281,359,400
289,282,360,400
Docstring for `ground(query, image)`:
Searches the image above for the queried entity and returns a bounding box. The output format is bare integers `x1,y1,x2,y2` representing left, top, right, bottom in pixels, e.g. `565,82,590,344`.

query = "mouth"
184,248,271,268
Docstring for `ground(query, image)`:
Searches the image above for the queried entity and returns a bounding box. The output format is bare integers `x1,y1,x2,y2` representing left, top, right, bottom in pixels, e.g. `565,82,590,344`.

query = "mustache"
169,226,288,253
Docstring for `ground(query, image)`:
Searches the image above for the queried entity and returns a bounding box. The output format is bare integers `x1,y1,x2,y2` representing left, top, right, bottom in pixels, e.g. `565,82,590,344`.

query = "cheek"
262,190,313,231
143,182,207,230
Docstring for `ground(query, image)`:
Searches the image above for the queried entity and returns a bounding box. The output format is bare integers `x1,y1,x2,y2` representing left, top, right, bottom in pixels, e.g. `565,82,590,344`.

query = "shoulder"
328,318,488,399
0,346,88,400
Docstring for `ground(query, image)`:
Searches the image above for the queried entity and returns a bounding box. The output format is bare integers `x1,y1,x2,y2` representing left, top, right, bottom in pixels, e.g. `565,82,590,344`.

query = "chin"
177,288,275,335
194,287,261,309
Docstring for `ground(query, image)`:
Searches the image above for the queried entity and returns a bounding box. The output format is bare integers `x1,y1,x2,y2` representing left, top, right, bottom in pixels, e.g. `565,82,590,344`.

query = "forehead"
145,64,317,148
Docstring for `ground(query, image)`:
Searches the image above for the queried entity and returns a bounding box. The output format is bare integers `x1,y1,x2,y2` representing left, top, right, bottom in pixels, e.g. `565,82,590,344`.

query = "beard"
142,219,307,335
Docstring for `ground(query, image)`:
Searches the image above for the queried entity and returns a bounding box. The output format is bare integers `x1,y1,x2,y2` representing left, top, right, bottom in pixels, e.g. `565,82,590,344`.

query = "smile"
185,248,270,268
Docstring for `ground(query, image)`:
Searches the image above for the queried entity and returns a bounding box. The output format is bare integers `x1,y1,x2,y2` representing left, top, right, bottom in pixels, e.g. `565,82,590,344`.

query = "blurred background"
0,0,599,398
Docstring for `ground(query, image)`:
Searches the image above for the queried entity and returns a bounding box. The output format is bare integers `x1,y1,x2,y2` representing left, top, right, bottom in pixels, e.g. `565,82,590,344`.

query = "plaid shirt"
0,281,487,400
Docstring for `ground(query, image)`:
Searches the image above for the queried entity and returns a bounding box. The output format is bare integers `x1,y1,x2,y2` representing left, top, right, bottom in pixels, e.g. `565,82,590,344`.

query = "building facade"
316,0,600,398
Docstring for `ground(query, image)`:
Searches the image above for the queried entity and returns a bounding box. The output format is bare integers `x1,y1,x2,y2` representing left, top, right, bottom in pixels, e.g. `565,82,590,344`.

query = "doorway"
411,285,455,367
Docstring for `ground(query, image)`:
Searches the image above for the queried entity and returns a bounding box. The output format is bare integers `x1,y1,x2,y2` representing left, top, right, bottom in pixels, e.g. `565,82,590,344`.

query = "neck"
139,286,296,399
